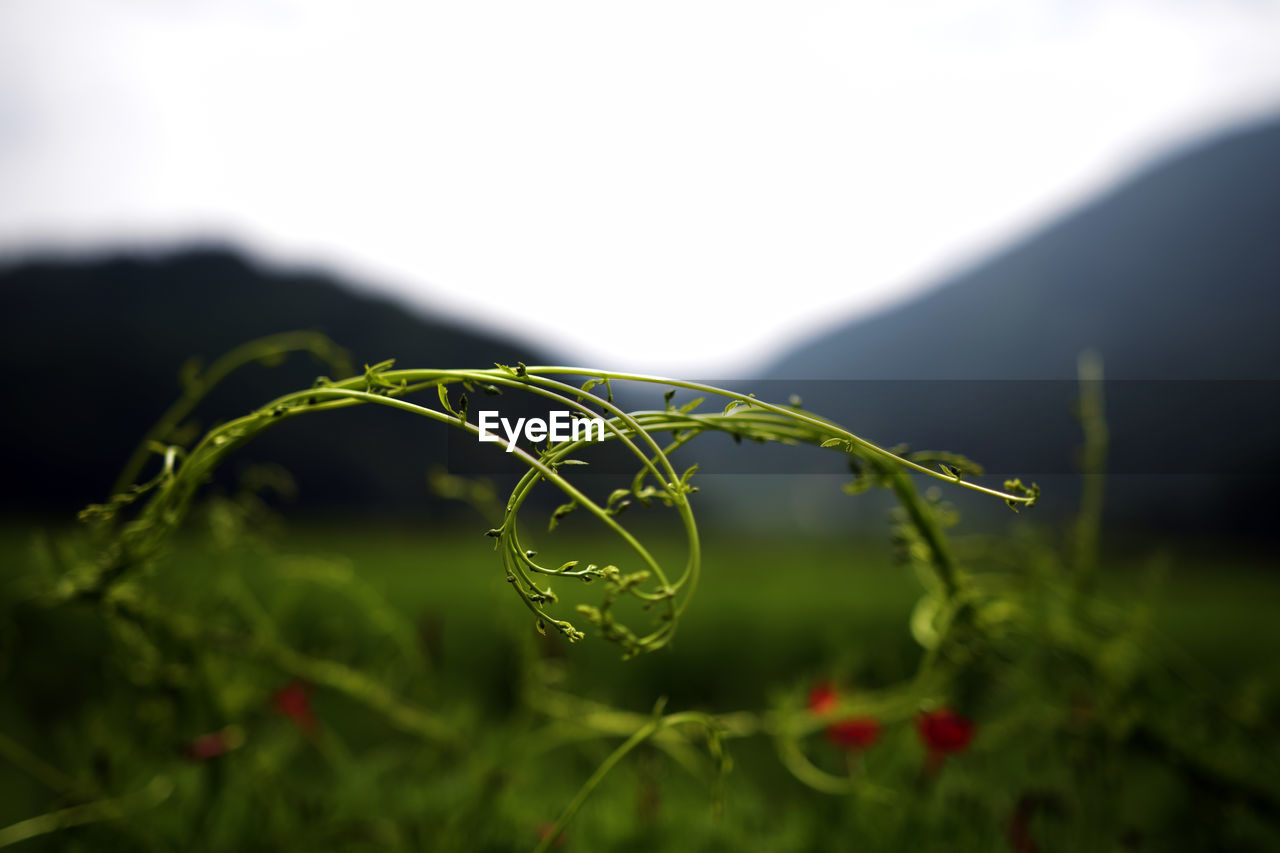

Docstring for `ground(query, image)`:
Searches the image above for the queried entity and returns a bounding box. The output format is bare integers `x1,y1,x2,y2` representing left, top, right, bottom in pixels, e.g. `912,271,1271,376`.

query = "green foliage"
1,335,1276,851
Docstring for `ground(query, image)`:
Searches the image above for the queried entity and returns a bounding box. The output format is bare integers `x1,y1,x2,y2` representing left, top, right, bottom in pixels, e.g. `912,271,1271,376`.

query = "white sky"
2,0,1279,375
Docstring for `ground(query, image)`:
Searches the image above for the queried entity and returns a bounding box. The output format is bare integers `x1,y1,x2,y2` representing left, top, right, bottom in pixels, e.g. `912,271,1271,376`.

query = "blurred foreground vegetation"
1,333,1276,851
2,510,1278,851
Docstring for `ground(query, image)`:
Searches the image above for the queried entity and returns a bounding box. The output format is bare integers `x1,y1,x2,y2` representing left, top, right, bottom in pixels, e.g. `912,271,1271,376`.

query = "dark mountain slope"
1,248,550,515
757,117,1280,533
771,117,1280,381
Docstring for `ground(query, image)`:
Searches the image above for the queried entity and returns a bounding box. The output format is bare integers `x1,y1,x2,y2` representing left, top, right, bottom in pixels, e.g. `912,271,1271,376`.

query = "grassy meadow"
2,508,1277,851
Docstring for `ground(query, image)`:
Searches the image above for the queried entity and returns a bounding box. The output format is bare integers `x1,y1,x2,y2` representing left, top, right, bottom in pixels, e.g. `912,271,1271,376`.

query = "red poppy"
824,716,881,750
917,707,974,775
807,681,838,715
916,708,975,754
271,680,319,733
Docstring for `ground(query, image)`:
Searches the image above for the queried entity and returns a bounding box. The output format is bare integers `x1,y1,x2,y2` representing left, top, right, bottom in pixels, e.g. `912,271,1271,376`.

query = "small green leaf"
907,450,985,477
842,478,873,495
1001,478,1041,511
842,457,873,494
549,500,577,530
437,385,456,416
677,396,705,414
362,359,400,391
678,463,699,490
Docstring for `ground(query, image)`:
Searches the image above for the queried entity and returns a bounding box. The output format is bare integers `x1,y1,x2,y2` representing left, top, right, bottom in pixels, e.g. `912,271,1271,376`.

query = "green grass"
3,517,1278,852
189,520,1279,685
5,337,1276,850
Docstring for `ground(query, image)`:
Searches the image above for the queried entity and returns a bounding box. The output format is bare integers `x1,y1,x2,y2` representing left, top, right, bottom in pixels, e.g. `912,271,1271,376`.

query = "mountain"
0,248,551,516
754,116,1280,533
770,116,1280,382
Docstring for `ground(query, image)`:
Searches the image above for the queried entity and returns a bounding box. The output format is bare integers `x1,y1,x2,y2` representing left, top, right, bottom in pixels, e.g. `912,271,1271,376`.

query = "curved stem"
532,708,717,853
519,368,1038,505
0,775,173,849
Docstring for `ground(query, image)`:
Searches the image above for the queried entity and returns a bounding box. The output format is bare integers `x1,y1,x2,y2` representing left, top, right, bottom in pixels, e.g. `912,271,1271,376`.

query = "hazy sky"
3,1,1279,374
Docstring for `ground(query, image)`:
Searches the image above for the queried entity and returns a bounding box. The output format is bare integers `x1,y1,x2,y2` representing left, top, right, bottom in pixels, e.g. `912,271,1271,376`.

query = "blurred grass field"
2,513,1277,851
202,520,1280,699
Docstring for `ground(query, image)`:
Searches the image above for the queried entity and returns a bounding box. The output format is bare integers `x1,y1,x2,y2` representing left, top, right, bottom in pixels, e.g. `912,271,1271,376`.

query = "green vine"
11,334,1071,851
71,354,1037,661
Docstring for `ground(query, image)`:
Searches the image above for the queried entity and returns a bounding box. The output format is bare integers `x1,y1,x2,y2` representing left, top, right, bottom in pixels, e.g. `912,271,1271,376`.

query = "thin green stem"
532,707,717,853
112,331,348,495
0,775,173,849
519,367,1038,505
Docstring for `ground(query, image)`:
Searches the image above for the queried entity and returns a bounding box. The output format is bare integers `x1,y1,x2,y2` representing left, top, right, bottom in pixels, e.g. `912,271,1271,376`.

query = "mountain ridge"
752,114,1280,533
0,246,552,514
768,114,1280,381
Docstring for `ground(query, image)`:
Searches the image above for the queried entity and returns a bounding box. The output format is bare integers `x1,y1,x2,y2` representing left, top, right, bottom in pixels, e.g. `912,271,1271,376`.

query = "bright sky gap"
2,1,1279,374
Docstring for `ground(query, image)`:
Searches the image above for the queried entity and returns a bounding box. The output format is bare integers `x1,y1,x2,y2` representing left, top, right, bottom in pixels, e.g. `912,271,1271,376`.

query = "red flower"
807,681,838,715
809,682,881,751
271,680,319,733
182,726,244,761
916,708,975,754
917,707,974,775
824,716,881,750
